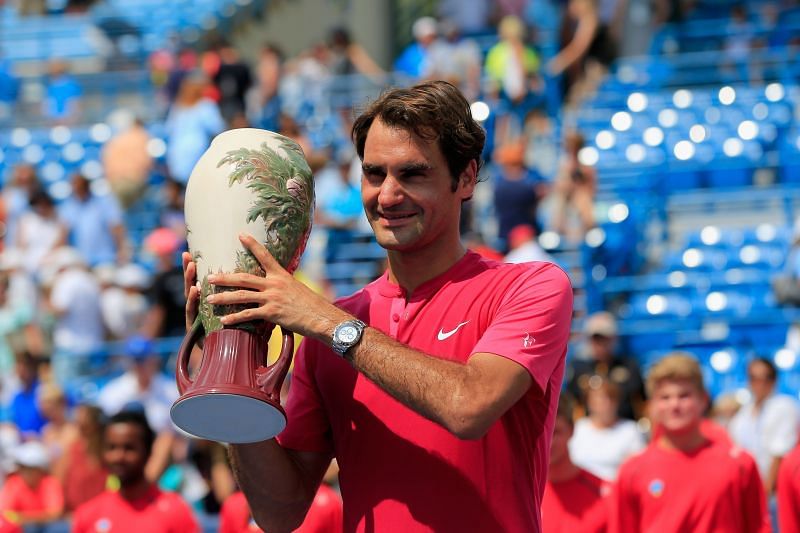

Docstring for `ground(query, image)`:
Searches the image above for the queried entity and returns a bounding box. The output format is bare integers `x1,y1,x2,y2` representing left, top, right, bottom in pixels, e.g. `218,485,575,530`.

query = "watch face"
339,325,359,343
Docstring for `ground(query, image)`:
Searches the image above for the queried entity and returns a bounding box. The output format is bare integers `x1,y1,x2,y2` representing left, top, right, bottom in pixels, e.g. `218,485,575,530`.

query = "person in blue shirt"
43,60,82,123
394,17,439,78
9,352,46,437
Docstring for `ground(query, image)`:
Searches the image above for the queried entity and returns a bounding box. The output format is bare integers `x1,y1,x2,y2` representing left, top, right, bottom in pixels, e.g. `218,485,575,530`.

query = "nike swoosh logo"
437,321,470,341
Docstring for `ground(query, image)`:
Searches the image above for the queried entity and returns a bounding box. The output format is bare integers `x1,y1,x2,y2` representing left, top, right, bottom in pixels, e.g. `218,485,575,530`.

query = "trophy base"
171,392,287,443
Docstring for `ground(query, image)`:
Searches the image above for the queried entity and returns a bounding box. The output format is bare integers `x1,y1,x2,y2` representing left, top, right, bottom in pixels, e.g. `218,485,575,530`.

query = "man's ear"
459,159,478,200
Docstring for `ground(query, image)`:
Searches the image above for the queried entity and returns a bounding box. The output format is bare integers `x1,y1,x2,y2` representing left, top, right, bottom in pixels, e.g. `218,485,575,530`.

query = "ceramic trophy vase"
170,128,314,443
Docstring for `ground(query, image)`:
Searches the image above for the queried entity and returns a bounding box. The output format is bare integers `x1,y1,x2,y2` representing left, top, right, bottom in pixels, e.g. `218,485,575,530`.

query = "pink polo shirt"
278,252,573,532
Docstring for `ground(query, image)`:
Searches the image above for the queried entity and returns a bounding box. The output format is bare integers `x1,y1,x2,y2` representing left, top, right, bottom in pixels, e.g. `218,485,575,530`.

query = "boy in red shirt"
611,353,771,533
0,441,64,528
72,411,199,533
778,443,800,533
542,393,609,533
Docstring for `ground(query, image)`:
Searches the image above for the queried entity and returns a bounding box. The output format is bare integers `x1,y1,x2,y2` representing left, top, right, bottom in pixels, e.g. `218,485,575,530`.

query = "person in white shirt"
96,336,178,434
568,377,645,480
729,357,800,495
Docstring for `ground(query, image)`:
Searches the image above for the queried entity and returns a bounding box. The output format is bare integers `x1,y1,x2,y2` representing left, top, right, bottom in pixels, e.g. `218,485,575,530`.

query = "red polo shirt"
0,473,63,517
278,252,573,532
611,440,770,533
72,485,199,533
778,444,800,533
542,468,609,533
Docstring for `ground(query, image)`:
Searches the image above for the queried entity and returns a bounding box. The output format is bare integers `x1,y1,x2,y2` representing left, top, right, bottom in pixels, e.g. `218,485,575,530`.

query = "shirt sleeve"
41,476,64,515
276,340,334,453
472,263,573,394
778,450,800,533
739,451,772,533
765,398,800,457
170,496,201,533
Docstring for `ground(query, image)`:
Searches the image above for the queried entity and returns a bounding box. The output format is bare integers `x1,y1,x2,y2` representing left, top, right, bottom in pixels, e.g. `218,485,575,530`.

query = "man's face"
650,379,706,435
361,119,474,254
588,334,615,361
549,417,572,465
748,361,775,403
103,423,149,485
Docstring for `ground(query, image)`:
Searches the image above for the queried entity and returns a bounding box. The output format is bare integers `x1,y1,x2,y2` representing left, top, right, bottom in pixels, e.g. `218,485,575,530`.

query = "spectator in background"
164,47,199,110
0,441,64,528
314,148,364,263
158,179,186,240
492,141,546,253
100,263,151,341
37,383,77,466
484,15,543,138
568,378,645,480
55,404,107,514
778,442,800,533
773,218,800,306
102,116,154,209
140,227,186,339
46,247,104,372
72,411,199,532
611,353,769,533
523,108,559,182
542,393,609,533
550,131,596,238
2,164,40,250
213,41,253,124
394,16,439,78
9,352,46,438
567,311,645,421
255,43,284,132
16,188,66,275
42,60,82,124
96,336,177,436
159,439,235,516
504,224,554,264
326,27,385,79
436,0,492,35
548,0,617,108
59,173,127,267
0,271,34,407
425,19,482,101
729,357,800,495
165,72,225,184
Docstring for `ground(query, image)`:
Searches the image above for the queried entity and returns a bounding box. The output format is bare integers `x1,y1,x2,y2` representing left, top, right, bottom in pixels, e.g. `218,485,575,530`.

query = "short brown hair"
587,376,621,404
646,352,706,397
351,80,485,191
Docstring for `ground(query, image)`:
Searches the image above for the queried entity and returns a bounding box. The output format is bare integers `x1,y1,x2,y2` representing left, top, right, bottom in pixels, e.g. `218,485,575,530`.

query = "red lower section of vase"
170,328,288,443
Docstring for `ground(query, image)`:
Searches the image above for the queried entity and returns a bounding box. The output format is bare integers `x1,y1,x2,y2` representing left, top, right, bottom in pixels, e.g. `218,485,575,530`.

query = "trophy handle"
257,327,294,403
176,321,204,394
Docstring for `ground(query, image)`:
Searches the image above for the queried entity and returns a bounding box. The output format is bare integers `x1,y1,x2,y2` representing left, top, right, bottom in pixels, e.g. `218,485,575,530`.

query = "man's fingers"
183,252,197,299
218,308,262,327
208,272,265,289
239,233,283,273
206,289,264,306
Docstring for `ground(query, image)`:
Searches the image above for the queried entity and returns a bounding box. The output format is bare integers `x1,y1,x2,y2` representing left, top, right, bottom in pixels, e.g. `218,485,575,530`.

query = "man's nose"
378,175,404,207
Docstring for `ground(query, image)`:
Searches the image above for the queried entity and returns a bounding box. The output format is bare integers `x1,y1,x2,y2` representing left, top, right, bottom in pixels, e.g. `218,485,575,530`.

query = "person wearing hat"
0,440,64,527
394,16,439,78
566,311,644,420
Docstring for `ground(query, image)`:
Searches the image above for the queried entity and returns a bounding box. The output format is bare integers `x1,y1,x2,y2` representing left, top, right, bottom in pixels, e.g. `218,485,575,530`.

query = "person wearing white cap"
566,311,645,420
394,16,439,78
0,440,64,527
46,246,104,384
100,263,151,340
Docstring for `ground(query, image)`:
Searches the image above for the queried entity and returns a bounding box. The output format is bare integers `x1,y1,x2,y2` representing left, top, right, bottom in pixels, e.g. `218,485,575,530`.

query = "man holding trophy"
180,81,573,532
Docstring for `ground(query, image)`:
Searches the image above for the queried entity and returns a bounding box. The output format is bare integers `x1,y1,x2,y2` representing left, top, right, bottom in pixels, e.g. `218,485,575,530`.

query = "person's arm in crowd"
766,455,782,495
546,4,599,76
144,430,175,482
199,235,558,440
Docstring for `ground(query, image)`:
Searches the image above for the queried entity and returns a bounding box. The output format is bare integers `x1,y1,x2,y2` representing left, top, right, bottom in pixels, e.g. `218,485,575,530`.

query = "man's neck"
657,426,707,452
548,458,580,483
386,241,467,296
119,477,153,501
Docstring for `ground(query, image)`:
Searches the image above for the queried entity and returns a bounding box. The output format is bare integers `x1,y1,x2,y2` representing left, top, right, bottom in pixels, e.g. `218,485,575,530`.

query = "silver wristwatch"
331,319,367,357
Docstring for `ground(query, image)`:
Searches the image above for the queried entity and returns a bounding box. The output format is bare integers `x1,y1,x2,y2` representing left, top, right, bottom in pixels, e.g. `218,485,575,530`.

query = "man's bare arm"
228,441,333,532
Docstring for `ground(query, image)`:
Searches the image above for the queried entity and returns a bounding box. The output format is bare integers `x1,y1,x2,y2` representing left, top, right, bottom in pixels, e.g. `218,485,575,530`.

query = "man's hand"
182,251,200,333
204,234,350,341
